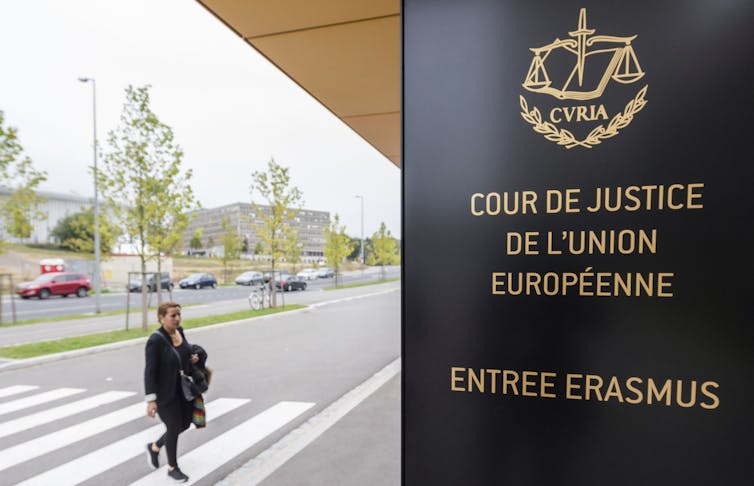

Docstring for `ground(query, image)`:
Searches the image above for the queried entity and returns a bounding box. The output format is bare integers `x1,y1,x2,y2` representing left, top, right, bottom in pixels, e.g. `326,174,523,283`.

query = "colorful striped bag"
192,395,206,428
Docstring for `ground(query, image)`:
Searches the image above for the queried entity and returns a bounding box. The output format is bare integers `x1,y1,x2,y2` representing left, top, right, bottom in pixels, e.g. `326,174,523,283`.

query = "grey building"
0,188,92,244
183,202,329,262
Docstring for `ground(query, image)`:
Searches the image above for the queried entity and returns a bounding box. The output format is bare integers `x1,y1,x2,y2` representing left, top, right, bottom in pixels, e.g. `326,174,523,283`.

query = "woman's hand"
190,353,199,364
147,401,158,418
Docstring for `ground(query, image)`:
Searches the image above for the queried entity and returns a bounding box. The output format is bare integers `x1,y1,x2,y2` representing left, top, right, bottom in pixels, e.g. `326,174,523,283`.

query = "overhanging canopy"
197,0,401,167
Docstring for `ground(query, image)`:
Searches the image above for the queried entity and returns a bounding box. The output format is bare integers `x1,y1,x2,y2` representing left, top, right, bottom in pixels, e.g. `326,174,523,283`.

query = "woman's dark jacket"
144,326,188,405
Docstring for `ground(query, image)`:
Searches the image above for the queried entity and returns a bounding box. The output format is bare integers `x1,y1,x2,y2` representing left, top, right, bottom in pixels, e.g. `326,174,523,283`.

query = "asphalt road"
1,267,399,322
0,286,400,485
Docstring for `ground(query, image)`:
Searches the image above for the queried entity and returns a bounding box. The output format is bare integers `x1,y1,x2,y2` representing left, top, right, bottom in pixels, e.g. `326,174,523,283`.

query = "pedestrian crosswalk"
0,384,315,485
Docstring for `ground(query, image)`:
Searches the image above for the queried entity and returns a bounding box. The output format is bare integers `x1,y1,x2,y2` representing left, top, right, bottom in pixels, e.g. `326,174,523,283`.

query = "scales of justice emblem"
519,8,648,149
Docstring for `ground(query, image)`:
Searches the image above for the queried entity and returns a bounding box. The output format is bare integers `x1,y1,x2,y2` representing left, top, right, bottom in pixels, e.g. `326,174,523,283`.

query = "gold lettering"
486,369,501,393
603,376,625,402
566,373,583,400
700,381,720,410
502,370,520,395
470,193,484,216
468,368,485,393
625,377,643,404
451,367,465,392
492,273,506,295
541,372,557,398
687,183,704,209
522,371,537,396
585,374,604,401
647,378,672,405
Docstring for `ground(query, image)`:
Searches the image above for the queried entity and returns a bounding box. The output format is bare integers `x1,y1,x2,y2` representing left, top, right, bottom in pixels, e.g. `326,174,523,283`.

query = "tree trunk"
156,255,163,307
270,259,277,308
140,257,149,331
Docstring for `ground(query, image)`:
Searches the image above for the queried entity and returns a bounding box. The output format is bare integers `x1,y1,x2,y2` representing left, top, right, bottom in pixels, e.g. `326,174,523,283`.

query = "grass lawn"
325,277,400,291
0,304,305,360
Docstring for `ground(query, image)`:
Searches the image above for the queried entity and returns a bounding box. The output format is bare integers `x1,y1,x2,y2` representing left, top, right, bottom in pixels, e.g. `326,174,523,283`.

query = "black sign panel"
402,1,754,484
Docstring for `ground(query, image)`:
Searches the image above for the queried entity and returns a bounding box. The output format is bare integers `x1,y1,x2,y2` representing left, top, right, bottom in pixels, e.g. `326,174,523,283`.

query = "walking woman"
144,302,198,482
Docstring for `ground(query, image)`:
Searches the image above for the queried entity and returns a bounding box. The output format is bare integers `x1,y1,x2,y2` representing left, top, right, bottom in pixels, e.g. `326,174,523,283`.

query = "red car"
16,272,91,299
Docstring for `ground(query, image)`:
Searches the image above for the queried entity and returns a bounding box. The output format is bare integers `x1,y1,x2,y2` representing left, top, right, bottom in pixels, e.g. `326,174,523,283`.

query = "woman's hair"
157,301,181,319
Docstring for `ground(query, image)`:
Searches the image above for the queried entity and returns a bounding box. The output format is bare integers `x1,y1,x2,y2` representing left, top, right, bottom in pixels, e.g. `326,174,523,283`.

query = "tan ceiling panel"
196,0,402,167
200,0,399,38
342,113,401,159
250,16,400,117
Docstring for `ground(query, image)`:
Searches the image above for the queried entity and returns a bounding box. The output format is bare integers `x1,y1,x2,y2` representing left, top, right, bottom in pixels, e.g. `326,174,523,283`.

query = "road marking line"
310,287,399,309
0,390,135,439
0,401,144,473
130,401,314,486
217,358,400,486
17,398,249,486
0,388,85,417
0,385,38,398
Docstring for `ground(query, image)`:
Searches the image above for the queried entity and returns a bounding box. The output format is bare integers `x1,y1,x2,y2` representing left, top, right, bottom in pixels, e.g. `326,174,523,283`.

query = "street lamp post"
78,77,101,314
355,195,364,266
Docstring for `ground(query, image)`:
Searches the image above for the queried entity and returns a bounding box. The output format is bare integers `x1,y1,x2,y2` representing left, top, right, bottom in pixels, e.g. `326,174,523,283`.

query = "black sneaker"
168,467,189,482
145,443,159,469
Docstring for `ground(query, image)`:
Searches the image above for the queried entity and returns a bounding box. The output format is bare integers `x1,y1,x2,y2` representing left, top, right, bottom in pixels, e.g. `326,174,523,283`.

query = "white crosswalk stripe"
130,401,315,486
0,384,316,486
0,402,145,472
0,388,84,416
0,385,38,398
18,398,250,486
0,390,135,439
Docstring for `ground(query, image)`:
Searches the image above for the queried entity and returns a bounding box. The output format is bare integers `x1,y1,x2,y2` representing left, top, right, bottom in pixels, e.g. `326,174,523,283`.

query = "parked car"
296,268,318,280
263,270,291,283
275,275,308,292
15,272,91,299
179,273,218,289
316,267,334,278
127,273,173,292
235,271,264,286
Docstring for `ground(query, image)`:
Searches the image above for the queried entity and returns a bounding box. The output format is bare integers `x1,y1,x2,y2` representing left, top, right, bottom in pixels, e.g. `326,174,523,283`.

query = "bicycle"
248,283,271,310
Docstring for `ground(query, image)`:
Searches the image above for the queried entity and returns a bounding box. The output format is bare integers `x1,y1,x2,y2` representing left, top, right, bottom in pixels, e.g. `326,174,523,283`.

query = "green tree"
189,227,203,252
250,158,303,307
323,214,353,287
220,216,242,283
0,111,47,246
51,207,116,253
284,226,303,274
253,241,264,255
370,222,399,280
99,85,195,330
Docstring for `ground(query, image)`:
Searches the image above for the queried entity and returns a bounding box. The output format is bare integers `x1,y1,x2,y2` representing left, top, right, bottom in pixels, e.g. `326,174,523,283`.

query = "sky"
0,0,400,239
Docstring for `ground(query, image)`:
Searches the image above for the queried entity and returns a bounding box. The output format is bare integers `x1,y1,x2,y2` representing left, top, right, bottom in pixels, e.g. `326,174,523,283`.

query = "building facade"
183,202,329,262
0,188,93,244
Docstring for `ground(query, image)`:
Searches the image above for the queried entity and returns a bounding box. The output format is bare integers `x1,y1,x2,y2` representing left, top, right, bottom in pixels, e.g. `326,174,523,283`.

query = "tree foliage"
220,216,242,283
348,235,374,263
284,226,303,274
189,227,203,250
370,222,399,278
323,214,353,287
0,111,47,245
99,85,196,329
250,158,303,306
51,207,116,253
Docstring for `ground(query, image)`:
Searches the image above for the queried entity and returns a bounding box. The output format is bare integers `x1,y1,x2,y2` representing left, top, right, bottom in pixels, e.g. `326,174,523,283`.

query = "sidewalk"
220,371,401,486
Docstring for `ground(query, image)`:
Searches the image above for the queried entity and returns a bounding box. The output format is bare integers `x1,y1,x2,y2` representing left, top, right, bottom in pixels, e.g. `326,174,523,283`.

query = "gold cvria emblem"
519,8,648,149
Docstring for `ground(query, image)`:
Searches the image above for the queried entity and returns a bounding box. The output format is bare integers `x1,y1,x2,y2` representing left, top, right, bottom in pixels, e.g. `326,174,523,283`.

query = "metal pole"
80,77,101,313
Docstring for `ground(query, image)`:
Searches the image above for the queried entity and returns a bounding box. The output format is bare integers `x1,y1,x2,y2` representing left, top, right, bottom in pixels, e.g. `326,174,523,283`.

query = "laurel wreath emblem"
519,85,648,149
